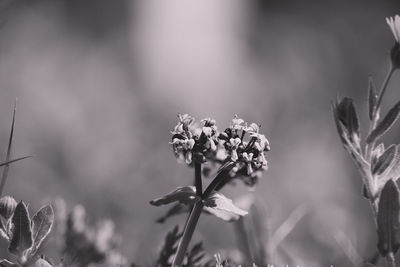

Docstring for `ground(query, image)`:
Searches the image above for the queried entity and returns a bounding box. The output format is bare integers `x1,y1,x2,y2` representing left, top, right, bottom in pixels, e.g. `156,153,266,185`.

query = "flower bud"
0,196,17,220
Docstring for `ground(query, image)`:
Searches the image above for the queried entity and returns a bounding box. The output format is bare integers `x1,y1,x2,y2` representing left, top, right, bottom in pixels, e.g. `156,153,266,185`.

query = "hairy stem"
172,201,203,267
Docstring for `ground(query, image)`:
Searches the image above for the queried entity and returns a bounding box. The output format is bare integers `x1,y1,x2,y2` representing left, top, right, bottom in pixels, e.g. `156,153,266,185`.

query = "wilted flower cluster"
171,114,270,186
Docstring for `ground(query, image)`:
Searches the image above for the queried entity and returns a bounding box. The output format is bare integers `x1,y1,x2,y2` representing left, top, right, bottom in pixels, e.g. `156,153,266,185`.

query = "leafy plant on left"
0,104,54,267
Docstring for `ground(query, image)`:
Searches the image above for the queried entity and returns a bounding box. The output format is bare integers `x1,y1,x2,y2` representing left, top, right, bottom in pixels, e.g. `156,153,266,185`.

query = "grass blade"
0,102,16,197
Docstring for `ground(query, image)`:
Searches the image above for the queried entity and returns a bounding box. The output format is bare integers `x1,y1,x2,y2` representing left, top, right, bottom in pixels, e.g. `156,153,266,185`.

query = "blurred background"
0,0,398,265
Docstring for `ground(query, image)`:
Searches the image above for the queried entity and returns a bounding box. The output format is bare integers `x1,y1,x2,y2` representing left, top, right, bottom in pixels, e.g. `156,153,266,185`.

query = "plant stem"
172,201,203,267
194,162,202,196
386,252,395,267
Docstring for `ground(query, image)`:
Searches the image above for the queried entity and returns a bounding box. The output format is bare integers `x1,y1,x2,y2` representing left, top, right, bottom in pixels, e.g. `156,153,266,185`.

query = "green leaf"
9,201,33,255
203,192,247,221
377,179,400,256
150,186,200,206
31,205,54,254
368,75,378,120
367,101,400,144
372,145,397,175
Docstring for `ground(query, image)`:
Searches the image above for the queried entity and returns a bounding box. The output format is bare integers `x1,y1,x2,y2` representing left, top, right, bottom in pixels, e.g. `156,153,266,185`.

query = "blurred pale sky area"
0,0,399,266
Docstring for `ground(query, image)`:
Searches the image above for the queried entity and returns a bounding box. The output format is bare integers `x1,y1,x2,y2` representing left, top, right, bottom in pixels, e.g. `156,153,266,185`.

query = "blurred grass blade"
367,101,400,144
0,156,31,168
0,102,16,197
270,204,308,252
333,229,363,266
377,179,400,256
233,217,253,266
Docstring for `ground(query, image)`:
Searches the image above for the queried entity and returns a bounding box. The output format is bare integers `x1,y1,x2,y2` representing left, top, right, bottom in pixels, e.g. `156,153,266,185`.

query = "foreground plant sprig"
151,115,270,267
0,196,54,266
332,14,400,267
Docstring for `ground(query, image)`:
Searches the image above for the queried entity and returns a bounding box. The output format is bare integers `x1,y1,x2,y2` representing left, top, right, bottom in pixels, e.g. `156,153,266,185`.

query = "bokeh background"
0,0,399,266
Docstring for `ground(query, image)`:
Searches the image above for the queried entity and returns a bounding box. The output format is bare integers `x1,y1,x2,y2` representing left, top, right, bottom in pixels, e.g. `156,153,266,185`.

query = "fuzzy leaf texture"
372,145,397,175
368,76,378,120
377,179,400,256
9,201,33,255
150,186,199,206
31,205,54,254
203,192,248,221
367,101,400,144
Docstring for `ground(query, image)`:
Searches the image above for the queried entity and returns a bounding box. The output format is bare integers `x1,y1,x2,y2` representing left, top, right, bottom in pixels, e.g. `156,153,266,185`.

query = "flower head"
387,15,400,43
218,115,269,187
171,114,219,165
386,15,400,68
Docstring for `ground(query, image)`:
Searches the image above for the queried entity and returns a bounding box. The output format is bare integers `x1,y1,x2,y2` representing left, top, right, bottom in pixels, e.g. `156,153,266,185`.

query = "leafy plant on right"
332,15,400,267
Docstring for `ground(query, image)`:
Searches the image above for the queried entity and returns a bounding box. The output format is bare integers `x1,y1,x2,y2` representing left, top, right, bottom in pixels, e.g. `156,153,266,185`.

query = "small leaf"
31,205,54,254
150,186,200,206
367,101,400,144
368,75,378,120
203,192,247,221
335,97,360,136
371,143,385,167
377,179,400,256
372,145,397,175
9,201,33,255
